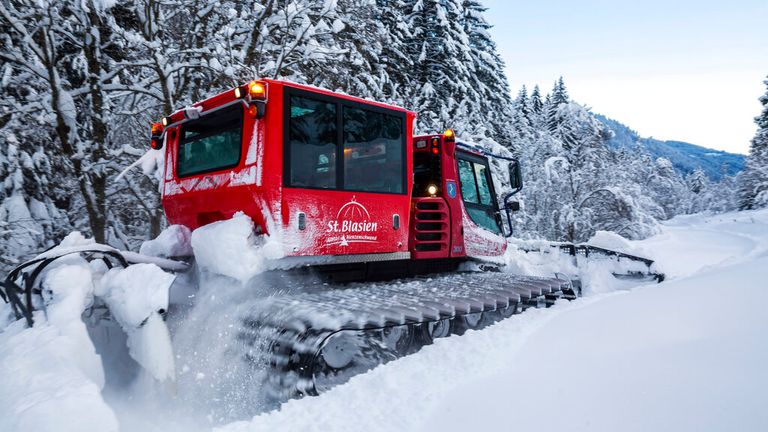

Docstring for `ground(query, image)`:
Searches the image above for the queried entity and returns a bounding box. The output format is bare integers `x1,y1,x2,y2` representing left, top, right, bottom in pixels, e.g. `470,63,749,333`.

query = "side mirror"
506,201,520,212
508,161,522,190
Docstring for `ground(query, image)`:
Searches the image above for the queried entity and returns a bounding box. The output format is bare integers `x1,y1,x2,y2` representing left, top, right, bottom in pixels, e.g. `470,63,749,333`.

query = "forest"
1,0,767,272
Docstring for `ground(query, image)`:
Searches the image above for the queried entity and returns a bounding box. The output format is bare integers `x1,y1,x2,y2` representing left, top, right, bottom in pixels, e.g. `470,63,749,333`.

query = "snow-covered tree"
374,0,417,103
314,0,390,98
399,0,513,146
459,0,514,146
0,134,68,268
686,168,711,213
404,0,474,134
530,85,543,116
739,75,768,209
645,156,689,219
513,79,674,242
0,0,129,246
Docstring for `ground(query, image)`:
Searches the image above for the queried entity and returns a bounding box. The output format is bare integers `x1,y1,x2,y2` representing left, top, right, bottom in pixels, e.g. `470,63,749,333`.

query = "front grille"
415,201,440,210
410,198,449,256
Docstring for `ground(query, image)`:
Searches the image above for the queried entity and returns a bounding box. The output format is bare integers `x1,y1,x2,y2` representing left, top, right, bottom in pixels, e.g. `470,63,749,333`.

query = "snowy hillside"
596,114,746,180
2,209,767,432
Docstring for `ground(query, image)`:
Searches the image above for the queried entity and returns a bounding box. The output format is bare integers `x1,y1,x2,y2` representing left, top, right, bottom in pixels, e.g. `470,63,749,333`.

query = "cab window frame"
283,86,408,195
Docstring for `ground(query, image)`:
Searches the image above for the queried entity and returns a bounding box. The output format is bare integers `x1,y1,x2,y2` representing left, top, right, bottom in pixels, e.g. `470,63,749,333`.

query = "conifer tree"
459,0,514,145
374,0,414,104
547,77,570,134
551,76,569,105
739,75,768,209
515,85,530,120
530,85,543,114
404,0,472,134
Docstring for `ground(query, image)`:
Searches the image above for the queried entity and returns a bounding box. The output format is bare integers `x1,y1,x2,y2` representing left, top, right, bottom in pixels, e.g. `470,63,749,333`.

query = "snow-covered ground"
2,209,768,432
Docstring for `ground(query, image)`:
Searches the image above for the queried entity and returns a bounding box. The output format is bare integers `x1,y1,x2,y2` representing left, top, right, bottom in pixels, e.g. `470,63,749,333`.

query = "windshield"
177,105,243,177
457,155,502,234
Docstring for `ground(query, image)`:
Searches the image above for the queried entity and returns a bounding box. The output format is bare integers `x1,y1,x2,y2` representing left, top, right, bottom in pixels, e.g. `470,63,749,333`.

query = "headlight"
427,184,438,196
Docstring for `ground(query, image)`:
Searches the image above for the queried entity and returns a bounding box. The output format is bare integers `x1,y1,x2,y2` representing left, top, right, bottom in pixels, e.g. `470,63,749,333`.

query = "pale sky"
482,0,768,154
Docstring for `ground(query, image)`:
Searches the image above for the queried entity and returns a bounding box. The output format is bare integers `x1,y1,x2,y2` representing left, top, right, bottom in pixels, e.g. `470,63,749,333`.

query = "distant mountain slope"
595,114,745,180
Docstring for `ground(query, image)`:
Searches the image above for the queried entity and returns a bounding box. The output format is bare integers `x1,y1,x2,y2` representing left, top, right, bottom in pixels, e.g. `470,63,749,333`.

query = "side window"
474,164,492,205
458,159,478,203
288,96,337,189
343,107,404,193
284,89,407,194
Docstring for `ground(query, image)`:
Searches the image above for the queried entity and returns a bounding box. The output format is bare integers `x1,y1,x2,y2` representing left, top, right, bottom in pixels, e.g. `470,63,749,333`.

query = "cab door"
456,151,507,257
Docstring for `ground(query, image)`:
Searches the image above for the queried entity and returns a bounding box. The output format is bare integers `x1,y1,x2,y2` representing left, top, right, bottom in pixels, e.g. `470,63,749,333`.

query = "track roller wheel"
499,302,518,318
320,332,357,370
382,325,416,355
428,319,451,339
479,309,504,326
452,312,483,335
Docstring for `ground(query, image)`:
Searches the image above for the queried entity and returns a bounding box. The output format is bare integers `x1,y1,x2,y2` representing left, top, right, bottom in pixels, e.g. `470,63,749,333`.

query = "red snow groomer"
153,79,516,277
3,79,660,402
149,80,575,396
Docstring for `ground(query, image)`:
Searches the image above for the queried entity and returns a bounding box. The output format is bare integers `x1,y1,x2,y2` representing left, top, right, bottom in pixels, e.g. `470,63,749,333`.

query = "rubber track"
236,272,575,400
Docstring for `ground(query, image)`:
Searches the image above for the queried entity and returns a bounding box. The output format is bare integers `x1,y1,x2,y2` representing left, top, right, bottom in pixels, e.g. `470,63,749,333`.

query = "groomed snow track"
235,272,577,401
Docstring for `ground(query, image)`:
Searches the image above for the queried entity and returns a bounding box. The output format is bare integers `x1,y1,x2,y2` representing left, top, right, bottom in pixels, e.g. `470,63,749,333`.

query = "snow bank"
0,262,119,432
0,319,120,432
634,209,768,279
0,233,178,432
427,253,768,432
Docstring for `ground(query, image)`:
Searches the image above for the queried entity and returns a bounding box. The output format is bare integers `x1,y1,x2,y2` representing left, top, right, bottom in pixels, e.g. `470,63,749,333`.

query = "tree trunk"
82,4,109,243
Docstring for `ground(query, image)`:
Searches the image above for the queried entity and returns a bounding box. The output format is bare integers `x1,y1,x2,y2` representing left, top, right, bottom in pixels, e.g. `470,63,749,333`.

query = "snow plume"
166,212,313,425
140,224,193,258
191,212,284,284
502,235,651,295
502,239,579,280
98,264,176,383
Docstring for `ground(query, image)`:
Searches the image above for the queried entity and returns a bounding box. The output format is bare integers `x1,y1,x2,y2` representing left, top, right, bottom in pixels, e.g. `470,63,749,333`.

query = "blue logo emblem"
446,181,457,199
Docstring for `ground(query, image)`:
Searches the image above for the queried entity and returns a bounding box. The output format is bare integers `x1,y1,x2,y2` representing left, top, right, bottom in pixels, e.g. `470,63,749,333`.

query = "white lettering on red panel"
325,197,379,247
